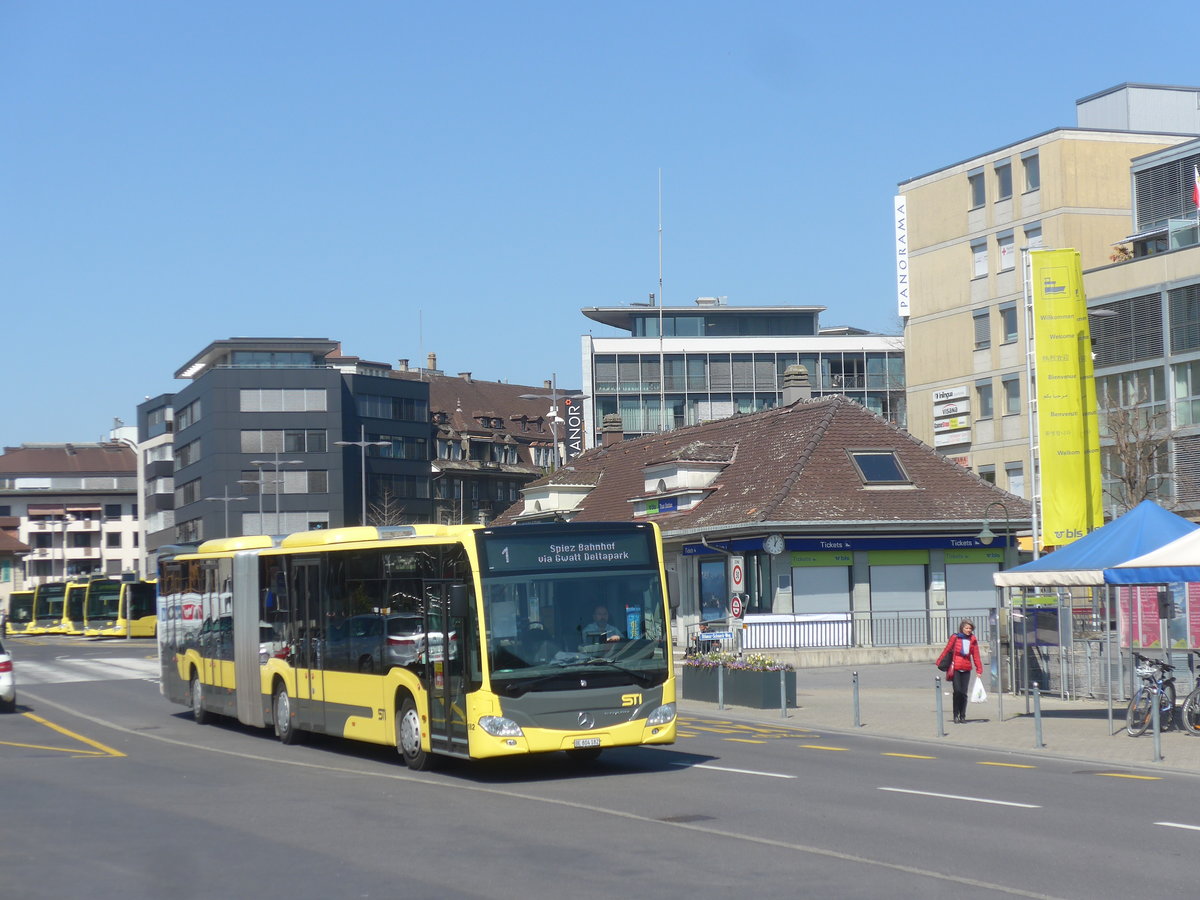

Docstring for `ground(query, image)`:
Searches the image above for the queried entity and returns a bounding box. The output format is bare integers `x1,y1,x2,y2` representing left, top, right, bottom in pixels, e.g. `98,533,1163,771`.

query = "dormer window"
848,450,910,485
656,479,667,493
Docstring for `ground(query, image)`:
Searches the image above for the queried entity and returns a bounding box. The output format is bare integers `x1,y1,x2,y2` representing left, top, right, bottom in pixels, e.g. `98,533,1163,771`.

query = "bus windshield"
477,529,669,695
87,581,122,622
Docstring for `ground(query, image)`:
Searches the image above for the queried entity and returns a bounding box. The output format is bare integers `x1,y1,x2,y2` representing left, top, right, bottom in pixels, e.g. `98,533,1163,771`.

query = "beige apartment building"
899,83,1200,522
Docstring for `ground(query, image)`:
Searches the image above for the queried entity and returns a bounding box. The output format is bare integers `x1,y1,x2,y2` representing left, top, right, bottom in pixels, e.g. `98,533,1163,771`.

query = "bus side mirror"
667,571,680,612
449,584,471,619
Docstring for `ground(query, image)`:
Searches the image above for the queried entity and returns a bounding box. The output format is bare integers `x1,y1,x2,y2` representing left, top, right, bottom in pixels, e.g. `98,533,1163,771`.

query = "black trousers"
950,669,971,719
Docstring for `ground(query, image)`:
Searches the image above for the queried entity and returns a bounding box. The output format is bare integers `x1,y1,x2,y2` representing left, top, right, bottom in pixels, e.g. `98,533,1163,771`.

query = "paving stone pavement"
676,661,1200,774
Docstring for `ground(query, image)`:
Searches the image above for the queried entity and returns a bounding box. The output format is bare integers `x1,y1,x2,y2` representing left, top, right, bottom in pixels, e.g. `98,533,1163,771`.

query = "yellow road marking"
883,752,936,759
21,712,125,758
1095,772,1161,780
799,744,849,752
724,738,766,744
977,762,1036,769
0,740,107,755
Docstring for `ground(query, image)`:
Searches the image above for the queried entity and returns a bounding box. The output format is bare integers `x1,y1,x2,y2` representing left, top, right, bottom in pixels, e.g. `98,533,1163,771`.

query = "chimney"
544,380,552,390
601,413,624,447
781,364,812,404
397,359,409,372
427,352,437,371
458,372,472,382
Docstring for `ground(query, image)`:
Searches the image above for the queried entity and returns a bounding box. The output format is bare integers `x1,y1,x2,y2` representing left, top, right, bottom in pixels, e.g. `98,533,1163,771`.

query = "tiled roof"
497,396,1031,530
0,443,135,475
0,531,29,553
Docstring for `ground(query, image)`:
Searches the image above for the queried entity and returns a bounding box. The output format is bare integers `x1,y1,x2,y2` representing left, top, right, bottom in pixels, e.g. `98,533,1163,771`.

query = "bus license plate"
574,738,601,749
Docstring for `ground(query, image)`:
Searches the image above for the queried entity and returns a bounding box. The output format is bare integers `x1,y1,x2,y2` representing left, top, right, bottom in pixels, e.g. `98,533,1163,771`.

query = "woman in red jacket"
937,619,983,724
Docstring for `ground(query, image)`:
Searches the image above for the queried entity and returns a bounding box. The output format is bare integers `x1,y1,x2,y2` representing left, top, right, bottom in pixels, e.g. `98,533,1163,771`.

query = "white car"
0,636,15,713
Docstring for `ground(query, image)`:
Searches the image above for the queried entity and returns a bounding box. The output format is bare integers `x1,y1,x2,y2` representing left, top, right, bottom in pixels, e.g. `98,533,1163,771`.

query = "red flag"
1193,165,1199,209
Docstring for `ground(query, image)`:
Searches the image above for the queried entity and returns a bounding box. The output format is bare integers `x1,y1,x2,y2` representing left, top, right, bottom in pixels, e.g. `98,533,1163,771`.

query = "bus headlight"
478,715,524,737
646,703,676,726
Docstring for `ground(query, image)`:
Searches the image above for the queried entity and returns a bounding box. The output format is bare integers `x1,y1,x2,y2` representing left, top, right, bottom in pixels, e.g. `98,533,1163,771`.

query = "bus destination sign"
482,533,653,572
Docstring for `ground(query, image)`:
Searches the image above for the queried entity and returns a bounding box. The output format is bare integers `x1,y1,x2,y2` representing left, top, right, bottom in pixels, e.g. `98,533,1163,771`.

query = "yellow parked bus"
5,590,35,635
22,582,69,635
54,580,91,634
159,521,676,769
83,578,158,638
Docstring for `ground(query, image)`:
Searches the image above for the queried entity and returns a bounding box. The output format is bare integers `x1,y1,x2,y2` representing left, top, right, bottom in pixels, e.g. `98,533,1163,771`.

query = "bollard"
852,671,861,728
1152,687,1162,763
718,662,725,711
935,675,945,737
1033,681,1044,748
779,669,787,719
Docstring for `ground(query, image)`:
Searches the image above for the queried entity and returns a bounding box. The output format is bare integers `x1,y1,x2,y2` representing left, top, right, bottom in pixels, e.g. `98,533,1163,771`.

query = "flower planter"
682,665,796,709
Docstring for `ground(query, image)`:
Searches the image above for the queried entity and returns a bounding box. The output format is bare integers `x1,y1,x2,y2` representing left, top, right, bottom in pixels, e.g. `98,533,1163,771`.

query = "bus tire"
396,697,432,771
273,683,300,745
190,673,208,725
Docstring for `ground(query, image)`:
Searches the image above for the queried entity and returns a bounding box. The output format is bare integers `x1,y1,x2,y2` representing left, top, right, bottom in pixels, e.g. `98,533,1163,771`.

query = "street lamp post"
203,486,248,538
250,453,304,535
520,374,588,471
334,426,390,526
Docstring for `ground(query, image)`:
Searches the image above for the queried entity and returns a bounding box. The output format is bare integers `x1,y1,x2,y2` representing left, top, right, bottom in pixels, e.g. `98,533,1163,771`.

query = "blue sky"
5,1,1200,448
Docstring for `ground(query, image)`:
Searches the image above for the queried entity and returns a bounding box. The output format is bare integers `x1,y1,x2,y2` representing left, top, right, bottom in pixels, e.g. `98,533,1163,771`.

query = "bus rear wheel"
190,673,208,725
273,683,300,745
396,698,432,771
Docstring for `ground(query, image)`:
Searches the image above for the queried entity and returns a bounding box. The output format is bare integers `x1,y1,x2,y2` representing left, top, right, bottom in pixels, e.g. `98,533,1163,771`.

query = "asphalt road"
1,637,1195,900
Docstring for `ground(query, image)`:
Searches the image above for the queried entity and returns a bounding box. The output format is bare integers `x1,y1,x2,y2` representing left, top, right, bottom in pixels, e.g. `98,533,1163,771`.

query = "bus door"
290,558,326,732
425,584,469,757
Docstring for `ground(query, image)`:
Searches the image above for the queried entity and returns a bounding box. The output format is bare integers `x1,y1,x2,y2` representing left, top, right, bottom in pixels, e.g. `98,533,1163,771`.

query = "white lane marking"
1155,821,1200,832
670,761,796,779
879,787,1040,809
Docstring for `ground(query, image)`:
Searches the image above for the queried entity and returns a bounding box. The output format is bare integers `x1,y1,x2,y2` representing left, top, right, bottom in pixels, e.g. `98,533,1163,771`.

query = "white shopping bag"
969,675,987,703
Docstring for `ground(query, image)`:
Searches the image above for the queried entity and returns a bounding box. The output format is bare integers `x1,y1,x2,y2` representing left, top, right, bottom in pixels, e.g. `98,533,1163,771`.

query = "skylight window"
848,451,910,485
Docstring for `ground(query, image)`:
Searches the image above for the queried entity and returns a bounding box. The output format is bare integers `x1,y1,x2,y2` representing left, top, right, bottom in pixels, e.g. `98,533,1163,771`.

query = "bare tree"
367,487,409,526
1098,384,1173,515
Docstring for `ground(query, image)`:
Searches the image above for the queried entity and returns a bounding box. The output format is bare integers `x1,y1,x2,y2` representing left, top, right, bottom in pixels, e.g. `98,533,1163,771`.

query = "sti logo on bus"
621,693,642,707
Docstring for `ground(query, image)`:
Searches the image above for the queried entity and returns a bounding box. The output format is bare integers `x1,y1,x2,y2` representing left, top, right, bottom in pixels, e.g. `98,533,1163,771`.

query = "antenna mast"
658,169,665,430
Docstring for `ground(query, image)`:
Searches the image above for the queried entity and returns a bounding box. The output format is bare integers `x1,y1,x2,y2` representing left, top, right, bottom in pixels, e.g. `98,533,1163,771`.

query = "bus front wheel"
190,673,208,725
273,683,300,745
397,698,432,770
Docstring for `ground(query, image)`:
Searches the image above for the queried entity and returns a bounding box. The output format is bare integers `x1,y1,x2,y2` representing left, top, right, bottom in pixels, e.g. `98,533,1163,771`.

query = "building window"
971,239,988,278
104,503,122,518
1002,375,1021,415
1171,359,1200,426
997,231,1015,271
1022,150,1040,192
1000,302,1019,344
371,435,428,461
355,393,429,422
1006,463,1025,498
240,388,327,413
106,532,122,549
976,464,996,484
975,379,994,419
994,160,1013,200
175,478,201,506
174,438,201,471
1024,224,1042,249
175,399,202,431
176,517,203,543
973,309,991,350
968,169,985,209
847,451,910,485
1169,283,1200,353
240,429,328,454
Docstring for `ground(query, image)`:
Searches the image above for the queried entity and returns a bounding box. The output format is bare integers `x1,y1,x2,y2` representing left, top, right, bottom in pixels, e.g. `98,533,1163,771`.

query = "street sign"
699,631,733,640
729,556,744,594
730,595,744,619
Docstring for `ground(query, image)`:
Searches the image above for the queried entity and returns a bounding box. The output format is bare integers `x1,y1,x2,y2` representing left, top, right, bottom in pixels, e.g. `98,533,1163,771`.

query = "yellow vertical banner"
1030,248,1103,547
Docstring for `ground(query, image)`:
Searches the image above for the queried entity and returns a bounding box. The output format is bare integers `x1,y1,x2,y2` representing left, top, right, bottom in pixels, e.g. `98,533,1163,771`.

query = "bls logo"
621,693,643,707
1053,528,1083,539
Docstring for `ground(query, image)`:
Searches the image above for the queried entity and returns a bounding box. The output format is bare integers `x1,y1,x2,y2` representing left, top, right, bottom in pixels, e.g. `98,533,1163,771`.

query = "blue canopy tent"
996,500,1198,588
1105,525,1200,585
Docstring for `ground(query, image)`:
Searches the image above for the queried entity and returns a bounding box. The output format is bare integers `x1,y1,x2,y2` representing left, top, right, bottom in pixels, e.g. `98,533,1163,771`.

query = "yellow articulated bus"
84,578,158,638
5,590,35,635
159,521,676,769
54,580,92,634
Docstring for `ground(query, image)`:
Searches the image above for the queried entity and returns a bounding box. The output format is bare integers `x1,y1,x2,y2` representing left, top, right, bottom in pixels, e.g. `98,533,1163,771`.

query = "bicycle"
1179,676,1200,736
1126,653,1176,737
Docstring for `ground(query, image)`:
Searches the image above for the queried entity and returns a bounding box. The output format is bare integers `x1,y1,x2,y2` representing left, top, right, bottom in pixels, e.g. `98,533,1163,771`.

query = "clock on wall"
763,533,785,555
